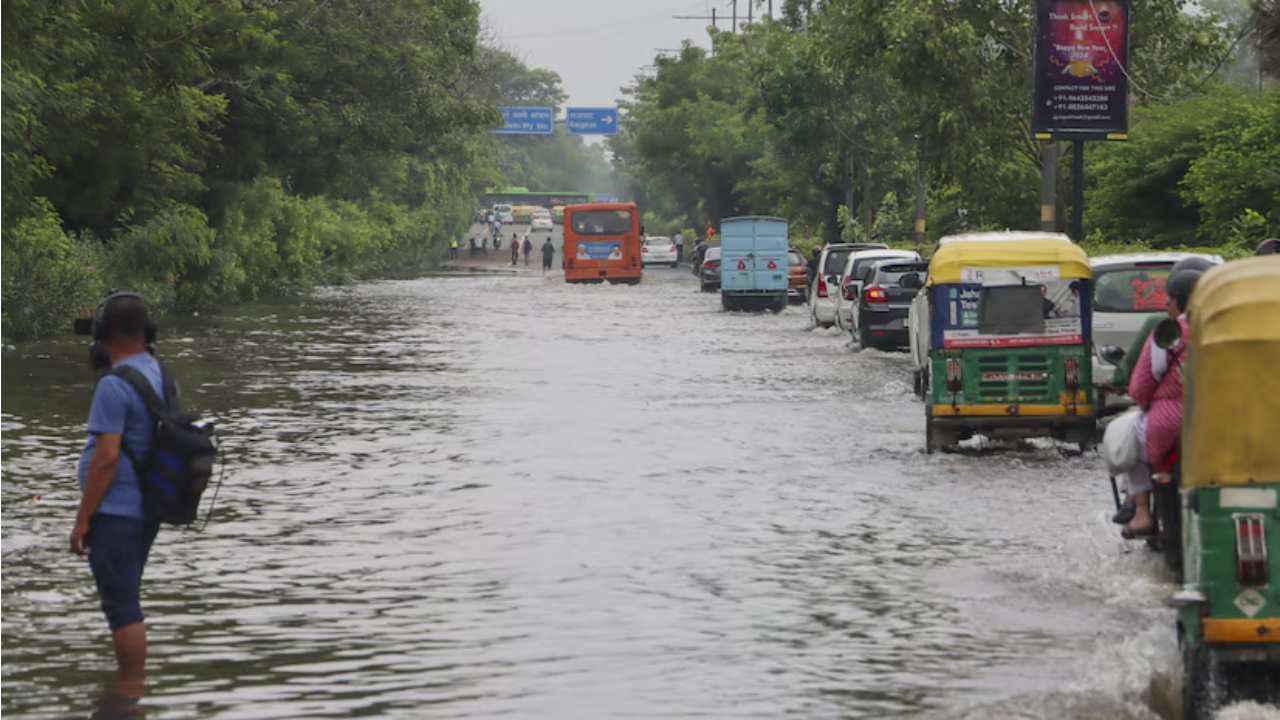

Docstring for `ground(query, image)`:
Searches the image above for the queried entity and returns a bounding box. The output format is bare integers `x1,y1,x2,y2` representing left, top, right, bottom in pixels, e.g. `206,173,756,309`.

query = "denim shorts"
88,514,160,631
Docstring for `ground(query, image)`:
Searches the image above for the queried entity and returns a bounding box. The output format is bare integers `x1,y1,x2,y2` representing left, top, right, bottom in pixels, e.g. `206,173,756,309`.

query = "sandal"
1121,521,1157,539
1111,497,1136,525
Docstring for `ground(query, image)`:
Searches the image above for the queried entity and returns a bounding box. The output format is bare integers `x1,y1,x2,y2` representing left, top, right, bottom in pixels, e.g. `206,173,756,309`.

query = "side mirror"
1100,345,1125,363
1154,318,1183,349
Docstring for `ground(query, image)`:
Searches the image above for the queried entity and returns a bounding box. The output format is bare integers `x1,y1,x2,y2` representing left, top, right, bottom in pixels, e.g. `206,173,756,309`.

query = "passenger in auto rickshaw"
1119,257,1213,538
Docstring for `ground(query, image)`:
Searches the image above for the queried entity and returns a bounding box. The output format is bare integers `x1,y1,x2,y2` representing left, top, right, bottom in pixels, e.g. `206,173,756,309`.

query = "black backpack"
113,365,218,526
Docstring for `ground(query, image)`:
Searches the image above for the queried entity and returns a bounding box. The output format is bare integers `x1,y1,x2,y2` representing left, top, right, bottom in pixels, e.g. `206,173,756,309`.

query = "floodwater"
1,261,1269,719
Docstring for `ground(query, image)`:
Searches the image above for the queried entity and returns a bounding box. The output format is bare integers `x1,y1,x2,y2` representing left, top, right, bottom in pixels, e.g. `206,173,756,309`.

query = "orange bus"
563,202,642,284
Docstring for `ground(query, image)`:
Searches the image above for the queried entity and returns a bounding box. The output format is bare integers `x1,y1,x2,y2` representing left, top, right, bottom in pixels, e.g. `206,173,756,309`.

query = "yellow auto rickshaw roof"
1183,256,1280,487
927,236,1091,284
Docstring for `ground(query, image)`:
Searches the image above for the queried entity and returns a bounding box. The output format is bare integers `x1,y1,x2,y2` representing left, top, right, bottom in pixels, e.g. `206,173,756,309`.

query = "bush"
1,199,107,341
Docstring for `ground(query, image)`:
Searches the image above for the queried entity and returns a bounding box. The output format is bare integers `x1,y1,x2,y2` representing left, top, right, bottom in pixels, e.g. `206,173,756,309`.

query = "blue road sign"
565,107,619,136
494,107,554,135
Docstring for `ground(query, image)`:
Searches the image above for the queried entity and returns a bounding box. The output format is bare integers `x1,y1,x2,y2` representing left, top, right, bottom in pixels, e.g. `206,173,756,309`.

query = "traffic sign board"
494,107,554,135
737,260,747,270
767,260,777,270
565,107,619,136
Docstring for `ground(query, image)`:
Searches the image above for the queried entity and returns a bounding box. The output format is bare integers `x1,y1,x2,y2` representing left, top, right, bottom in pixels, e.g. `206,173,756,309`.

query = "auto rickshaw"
908,232,1095,452
1173,256,1280,718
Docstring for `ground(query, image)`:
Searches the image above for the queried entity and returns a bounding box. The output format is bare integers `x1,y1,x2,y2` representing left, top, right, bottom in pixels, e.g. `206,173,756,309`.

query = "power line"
1086,0,1252,103
505,4,702,40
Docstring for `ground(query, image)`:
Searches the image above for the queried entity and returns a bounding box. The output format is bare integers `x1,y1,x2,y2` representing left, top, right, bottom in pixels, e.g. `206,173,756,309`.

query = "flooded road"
0,267,1205,719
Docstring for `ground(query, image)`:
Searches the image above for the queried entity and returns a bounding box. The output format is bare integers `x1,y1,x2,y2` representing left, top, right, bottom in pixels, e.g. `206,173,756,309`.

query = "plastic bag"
1103,406,1143,475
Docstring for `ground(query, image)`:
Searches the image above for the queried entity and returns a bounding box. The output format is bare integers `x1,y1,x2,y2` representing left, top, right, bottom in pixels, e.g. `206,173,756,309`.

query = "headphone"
92,290,158,345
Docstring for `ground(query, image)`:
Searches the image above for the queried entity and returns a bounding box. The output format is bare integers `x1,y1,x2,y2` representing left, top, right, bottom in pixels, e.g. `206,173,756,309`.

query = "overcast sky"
478,0,737,109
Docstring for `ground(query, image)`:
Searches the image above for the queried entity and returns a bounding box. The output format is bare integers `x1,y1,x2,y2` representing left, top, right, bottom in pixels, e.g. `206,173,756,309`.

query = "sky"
477,0,752,109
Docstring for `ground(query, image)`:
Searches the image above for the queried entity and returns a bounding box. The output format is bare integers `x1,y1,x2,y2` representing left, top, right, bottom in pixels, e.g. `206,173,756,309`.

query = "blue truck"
719,216,789,312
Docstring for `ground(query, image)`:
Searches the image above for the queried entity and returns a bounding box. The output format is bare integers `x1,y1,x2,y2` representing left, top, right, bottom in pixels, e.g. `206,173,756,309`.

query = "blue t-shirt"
77,352,165,519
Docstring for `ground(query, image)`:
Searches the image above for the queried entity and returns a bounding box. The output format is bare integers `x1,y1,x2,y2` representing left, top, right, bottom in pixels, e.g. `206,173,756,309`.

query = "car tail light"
1236,515,1268,587
818,278,829,299
669,246,676,253
706,260,719,269
946,357,963,392
642,246,649,253
1064,357,1080,390
864,285,888,303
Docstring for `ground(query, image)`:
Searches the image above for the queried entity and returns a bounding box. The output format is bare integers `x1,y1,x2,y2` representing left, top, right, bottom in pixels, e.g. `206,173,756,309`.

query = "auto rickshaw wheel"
1182,642,1219,720
912,371,923,399
924,411,954,454
1153,480,1183,579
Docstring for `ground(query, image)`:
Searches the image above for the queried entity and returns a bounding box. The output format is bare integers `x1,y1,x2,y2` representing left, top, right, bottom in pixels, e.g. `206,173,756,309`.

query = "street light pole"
1071,141,1085,242
1040,141,1057,232
915,137,926,246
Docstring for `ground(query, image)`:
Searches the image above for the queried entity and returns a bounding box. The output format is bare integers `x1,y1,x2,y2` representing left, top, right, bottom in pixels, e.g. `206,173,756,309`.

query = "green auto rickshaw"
1173,256,1280,718
909,233,1095,452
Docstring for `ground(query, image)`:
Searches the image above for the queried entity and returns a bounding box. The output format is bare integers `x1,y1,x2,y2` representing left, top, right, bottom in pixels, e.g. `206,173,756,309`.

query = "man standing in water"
674,231,685,264
541,237,555,273
71,295,165,692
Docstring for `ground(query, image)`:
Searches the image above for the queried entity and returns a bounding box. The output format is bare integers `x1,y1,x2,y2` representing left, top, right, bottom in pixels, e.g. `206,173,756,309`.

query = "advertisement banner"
576,241,623,262
940,281,1085,348
1032,0,1130,139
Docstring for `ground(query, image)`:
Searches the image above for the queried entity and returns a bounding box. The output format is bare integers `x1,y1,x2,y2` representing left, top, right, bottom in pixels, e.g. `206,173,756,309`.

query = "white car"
530,209,554,231
642,236,678,267
833,249,922,332
1091,252,1222,395
808,243,888,328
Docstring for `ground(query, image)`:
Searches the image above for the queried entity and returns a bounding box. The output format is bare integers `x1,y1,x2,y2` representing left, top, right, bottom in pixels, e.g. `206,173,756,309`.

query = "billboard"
1032,0,1130,139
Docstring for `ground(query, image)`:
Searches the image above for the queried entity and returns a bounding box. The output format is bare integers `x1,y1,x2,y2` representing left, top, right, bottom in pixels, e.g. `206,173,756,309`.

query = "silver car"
807,243,888,328
1091,252,1222,394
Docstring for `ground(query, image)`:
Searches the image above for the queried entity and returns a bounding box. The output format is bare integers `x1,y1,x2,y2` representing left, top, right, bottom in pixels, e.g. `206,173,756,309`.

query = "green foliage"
612,0,1241,250
1,199,106,341
1087,87,1280,250
1,0,574,341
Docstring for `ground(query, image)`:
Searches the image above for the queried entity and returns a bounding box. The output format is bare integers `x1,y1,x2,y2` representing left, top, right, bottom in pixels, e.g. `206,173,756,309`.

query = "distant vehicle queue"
469,205,1279,714
694,226,1280,720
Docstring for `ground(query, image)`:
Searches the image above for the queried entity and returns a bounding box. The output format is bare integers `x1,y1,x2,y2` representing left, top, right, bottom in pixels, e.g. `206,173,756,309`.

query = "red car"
787,250,808,303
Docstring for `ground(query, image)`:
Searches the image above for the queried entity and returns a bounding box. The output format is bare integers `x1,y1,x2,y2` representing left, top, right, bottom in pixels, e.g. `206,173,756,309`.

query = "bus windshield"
571,210,633,235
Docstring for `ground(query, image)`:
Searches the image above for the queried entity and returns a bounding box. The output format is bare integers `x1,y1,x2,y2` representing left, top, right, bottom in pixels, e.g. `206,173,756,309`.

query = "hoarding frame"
1031,0,1132,141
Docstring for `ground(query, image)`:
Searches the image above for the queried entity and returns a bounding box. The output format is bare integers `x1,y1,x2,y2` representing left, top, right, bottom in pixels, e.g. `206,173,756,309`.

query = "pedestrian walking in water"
692,238,709,274
541,237,555,273
510,236,520,266
522,236,533,266
70,294,167,691
674,231,685,264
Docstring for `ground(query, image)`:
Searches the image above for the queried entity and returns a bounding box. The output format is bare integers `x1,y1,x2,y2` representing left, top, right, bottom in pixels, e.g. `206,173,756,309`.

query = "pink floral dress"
1127,316,1190,467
